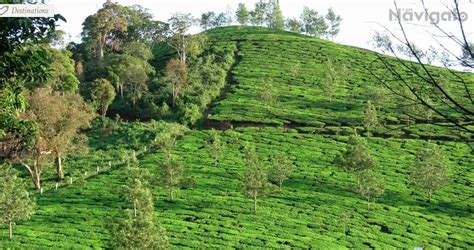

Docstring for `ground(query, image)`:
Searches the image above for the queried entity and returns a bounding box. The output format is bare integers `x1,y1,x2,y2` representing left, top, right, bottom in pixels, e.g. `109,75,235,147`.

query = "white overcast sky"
50,0,473,53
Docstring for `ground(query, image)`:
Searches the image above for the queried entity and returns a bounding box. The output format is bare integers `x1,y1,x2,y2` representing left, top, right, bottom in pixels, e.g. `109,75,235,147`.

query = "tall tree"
240,145,271,213
124,5,169,45
288,62,301,83
207,129,224,166
286,17,303,33
321,60,345,102
325,8,342,40
410,144,450,202
355,169,384,209
260,78,276,105
90,78,116,117
334,135,376,187
124,63,149,107
113,157,169,249
123,42,154,61
40,48,80,93
225,4,234,26
213,13,229,28
236,3,250,25
81,1,128,61
158,153,185,202
367,86,389,111
165,58,189,107
300,7,328,37
363,101,379,136
250,0,267,26
19,88,94,184
122,154,151,218
0,165,35,240
200,12,216,30
167,13,207,64
0,7,63,160
268,0,284,30
102,53,154,105
268,152,293,190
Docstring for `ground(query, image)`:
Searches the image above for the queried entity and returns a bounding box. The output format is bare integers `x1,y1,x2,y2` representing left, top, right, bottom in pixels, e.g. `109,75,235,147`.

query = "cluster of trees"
205,130,294,214
212,129,449,213
0,0,100,239
69,1,234,125
197,1,343,39
335,134,450,208
200,11,233,30
17,88,94,190
0,0,95,192
234,0,284,30
0,0,232,240
240,146,294,213
234,1,342,39
71,1,163,118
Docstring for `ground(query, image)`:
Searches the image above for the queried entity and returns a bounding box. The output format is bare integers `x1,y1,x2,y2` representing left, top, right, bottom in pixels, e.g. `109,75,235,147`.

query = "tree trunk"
428,190,432,203
172,85,177,108
33,159,41,191
133,199,137,217
33,171,41,191
8,219,13,240
180,35,187,64
56,154,64,181
96,34,104,62
97,44,104,62
101,106,107,118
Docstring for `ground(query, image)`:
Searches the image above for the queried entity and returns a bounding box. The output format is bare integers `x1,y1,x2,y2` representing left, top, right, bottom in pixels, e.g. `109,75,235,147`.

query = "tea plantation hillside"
0,26,472,248
1,127,472,248
205,26,473,140
146,128,473,248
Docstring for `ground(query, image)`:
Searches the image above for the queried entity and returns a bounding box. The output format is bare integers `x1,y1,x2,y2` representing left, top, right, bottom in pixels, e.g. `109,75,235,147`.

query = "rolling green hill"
1,26,472,249
205,26,473,141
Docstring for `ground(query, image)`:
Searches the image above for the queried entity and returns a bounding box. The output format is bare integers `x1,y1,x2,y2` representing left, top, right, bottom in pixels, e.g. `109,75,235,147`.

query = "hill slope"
205,26,473,140
1,128,471,248
0,26,472,248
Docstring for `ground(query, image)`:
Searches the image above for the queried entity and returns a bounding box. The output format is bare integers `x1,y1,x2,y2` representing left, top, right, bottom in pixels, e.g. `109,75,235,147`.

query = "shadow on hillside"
285,177,473,218
307,100,362,113
380,190,472,217
284,177,357,202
